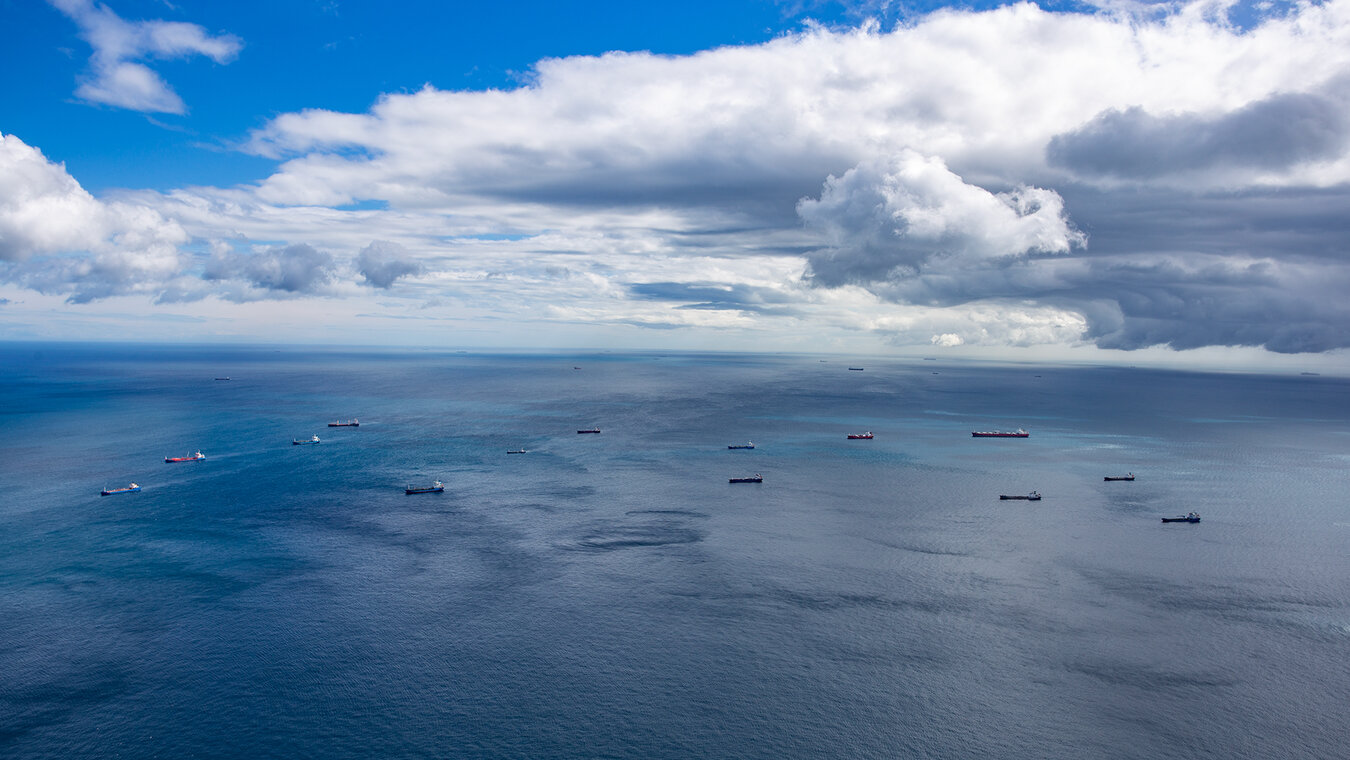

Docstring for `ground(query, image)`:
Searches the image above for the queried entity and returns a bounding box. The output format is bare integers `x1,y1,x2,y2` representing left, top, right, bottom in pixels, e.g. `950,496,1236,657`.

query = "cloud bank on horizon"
5,0,1350,353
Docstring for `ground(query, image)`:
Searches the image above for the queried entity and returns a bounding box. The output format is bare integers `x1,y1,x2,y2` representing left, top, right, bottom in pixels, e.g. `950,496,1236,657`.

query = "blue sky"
2,0,1349,370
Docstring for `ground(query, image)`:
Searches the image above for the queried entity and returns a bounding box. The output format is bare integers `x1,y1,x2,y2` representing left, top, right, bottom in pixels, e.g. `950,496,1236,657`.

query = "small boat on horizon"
847,432,874,439
972,429,1029,438
727,442,755,449
1104,473,1135,481
101,483,140,496
405,480,444,494
1000,491,1042,501
848,367,864,371
293,435,321,445
577,428,601,434
214,377,230,381
729,474,763,483
164,452,205,463
328,419,359,427
1162,512,1201,523
507,449,528,454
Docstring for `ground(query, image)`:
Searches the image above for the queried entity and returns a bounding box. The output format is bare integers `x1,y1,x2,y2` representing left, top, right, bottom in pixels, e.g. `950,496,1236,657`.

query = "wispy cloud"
49,0,242,114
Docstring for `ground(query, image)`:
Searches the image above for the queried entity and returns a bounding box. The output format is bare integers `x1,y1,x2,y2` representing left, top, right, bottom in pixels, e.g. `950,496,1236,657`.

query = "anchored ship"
847,432,874,439
1000,491,1042,501
1104,473,1135,481
727,442,755,449
293,435,321,445
972,429,1028,438
328,419,359,427
1162,512,1200,523
164,452,205,463
405,480,444,494
729,474,763,483
101,483,140,496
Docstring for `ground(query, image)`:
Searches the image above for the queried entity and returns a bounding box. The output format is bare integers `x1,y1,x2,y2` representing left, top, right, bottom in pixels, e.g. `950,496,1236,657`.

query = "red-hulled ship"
165,451,205,463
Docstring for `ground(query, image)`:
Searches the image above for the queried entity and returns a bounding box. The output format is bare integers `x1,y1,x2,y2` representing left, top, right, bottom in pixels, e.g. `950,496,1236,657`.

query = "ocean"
2,343,1347,759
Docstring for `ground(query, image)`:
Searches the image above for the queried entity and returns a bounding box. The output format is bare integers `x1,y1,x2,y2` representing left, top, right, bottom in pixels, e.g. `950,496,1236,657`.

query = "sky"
3,0,1350,370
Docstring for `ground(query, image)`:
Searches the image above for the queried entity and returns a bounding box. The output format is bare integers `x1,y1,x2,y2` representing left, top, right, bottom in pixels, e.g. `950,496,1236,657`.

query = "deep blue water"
2,344,1348,759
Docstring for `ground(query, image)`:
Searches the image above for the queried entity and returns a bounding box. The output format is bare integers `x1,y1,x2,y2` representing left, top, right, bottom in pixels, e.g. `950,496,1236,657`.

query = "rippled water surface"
2,345,1348,759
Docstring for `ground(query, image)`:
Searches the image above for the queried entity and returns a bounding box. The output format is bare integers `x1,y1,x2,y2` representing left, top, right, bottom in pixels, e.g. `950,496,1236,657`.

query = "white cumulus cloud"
0,134,188,301
798,150,1085,292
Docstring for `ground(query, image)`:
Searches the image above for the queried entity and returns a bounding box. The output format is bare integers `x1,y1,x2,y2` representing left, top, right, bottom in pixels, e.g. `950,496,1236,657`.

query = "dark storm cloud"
833,181,1350,353
1047,90,1350,179
475,155,851,226
204,243,336,295
357,240,423,288
1049,184,1350,353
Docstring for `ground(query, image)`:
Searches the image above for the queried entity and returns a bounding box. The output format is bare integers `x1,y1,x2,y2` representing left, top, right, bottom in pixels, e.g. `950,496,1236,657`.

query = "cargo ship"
577,428,601,434
972,429,1028,438
328,419,359,427
729,474,763,483
1000,491,1041,500
1104,473,1135,481
847,432,874,439
406,480,444,494
1162,512,1200,523
101,483,140,496
507,449,528,454
164,452,205,463
293,435,321,445
727,442,755,449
